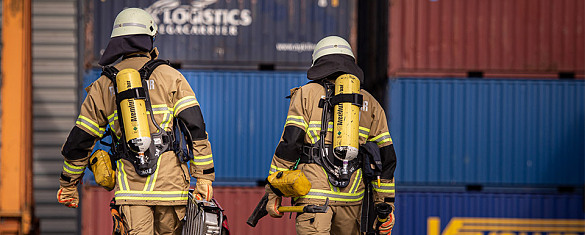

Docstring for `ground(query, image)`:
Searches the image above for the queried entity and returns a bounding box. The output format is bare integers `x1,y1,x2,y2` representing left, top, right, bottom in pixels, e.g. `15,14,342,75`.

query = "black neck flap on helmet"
98,34,153,66
307,54,365,84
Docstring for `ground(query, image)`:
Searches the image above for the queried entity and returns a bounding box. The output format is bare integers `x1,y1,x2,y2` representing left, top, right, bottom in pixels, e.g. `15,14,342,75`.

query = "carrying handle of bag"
292,158,300,170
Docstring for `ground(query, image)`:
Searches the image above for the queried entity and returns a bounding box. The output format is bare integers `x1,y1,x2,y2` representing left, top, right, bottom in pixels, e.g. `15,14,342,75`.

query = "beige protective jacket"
267,81,396,207
60,51,214,206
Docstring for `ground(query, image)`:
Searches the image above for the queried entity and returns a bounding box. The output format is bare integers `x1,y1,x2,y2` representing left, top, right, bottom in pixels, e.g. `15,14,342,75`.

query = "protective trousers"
121,205,186,235
295,204,361,235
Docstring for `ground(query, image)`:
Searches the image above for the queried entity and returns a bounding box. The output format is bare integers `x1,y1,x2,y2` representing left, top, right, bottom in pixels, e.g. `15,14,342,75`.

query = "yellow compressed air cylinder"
333,74,360,160
116,68,151,154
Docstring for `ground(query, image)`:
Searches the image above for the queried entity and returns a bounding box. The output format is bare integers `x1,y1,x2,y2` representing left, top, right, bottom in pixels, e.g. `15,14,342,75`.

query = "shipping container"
31,0,82,234
388,0,585,78
389,78,585,186
83,71,585,186
89,0,356,70
82,186,585,235
81,186,297,235
394,189,585,235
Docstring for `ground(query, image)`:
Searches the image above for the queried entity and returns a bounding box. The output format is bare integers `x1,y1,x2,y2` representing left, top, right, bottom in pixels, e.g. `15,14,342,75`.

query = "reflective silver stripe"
115,193,187,198
350,170,362,194
331,185,339,192
117,161,128,191
307,125,333,131
286,117,305,124
304,190,364,201
372,183,395,193
313,44,352,57
372,184,395,190
308,124,321,128
308,123,332,129
192,156,213,163
359,129,369,137
309,130,320,143
373,134,391,144
113,22,147,29
160,112,172,130
63,163,84,174
76,117,104,136
174,97,198,114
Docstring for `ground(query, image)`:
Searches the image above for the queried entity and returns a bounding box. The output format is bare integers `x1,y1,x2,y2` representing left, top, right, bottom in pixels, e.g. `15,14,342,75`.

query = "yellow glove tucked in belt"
195,179,213,201
57,185,79,208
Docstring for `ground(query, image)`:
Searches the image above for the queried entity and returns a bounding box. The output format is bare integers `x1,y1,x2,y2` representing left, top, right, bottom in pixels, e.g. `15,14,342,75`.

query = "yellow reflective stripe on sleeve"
76,115,105,137
114,190,189,201
143,154,164,191
191,154,213,165
369,132,392,146
299,189,364,202
63,161,85,174
269,164,289,175
285,115,308,130
174,96,199,115
371,181,395,193
359,126,370,139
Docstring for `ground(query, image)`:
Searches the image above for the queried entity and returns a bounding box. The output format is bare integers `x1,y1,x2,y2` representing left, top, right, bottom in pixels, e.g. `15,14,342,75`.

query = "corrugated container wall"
389,78,585,186
32,0,80,234
84,71,585,187
82,186,585,235
388,0,585,78
83,69,308,184
91,0,356,70
81,186,298,235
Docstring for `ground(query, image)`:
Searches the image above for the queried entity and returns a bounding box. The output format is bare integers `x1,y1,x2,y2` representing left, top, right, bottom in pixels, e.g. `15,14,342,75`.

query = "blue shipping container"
82,71,585,187
389,78,585,186
91,0,355,69
393,190,585,235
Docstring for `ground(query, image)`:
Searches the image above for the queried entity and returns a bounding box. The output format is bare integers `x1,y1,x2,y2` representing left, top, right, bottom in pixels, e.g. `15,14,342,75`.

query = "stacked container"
80,0,584,234
388,0,585,78
385,1,585,233
387,78,585,234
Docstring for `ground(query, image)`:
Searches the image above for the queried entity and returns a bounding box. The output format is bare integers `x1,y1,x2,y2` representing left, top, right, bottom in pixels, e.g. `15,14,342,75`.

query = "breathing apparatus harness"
101,59,192,176
302,77,364,188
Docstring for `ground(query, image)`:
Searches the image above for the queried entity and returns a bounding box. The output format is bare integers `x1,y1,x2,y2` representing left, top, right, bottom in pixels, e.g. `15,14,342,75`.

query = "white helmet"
312,36,355,65
110,8,157,38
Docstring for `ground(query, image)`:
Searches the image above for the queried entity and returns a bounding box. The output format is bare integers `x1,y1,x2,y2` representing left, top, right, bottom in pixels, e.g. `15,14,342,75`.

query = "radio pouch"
267,170,312,197
89,149,116,191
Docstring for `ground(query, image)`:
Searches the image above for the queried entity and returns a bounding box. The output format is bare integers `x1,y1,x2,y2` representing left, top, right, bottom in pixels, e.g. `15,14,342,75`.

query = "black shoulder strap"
137,59,170,135
138,59,170,81
101,66,119,82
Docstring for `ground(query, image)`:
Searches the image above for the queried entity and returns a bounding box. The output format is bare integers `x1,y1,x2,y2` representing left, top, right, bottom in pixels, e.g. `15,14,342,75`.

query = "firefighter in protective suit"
265,36,397,234
56,8,214,234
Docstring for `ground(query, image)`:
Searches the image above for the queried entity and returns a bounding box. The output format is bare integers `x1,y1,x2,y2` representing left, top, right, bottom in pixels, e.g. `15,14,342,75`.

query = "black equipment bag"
359,141,383,234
